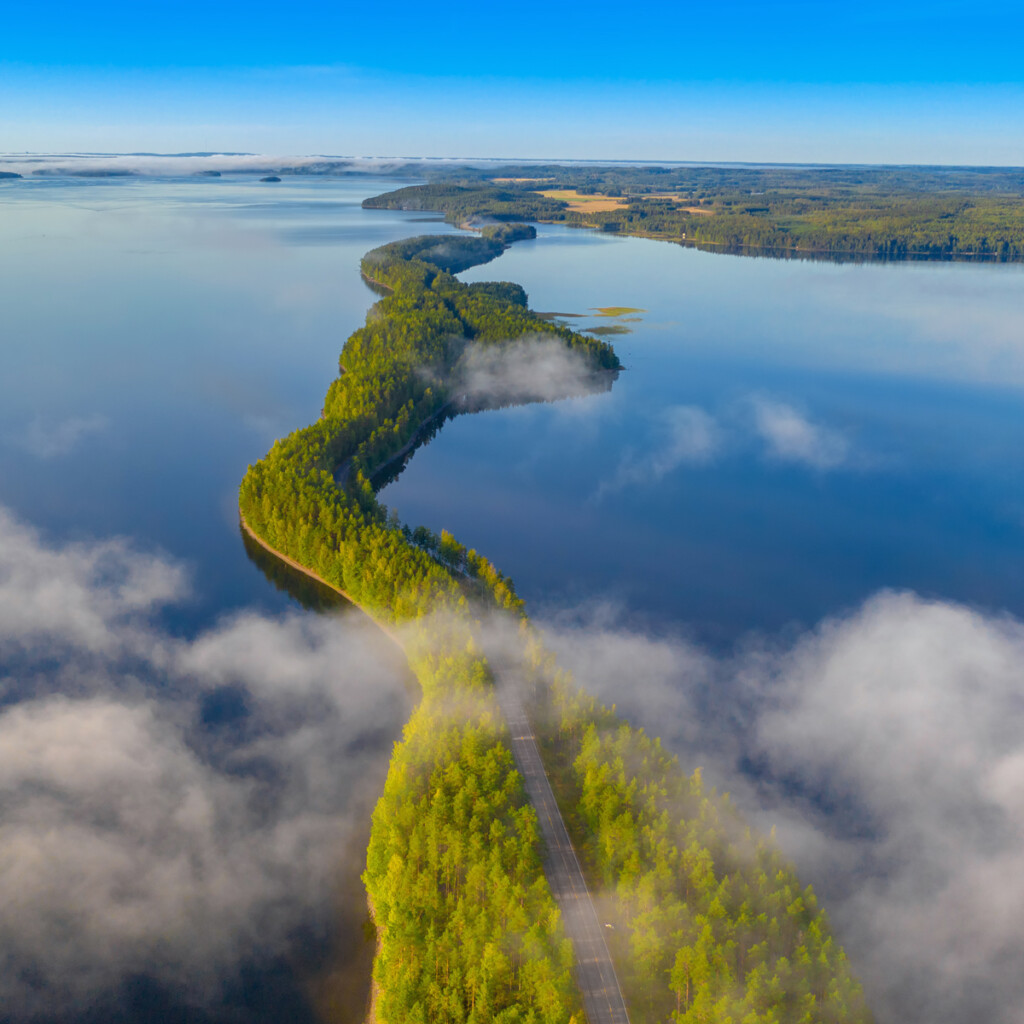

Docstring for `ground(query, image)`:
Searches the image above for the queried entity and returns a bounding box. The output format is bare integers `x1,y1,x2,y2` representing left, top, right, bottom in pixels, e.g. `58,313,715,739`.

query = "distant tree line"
367,172,1024,261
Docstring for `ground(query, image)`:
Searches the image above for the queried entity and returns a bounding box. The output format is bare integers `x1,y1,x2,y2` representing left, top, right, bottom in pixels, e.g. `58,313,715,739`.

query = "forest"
524,638,870,1024
239,221,872,1022
363,165,1024,260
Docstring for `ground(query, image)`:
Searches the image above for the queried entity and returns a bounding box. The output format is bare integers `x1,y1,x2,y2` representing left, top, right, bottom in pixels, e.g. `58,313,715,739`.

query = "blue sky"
3,0,1023,163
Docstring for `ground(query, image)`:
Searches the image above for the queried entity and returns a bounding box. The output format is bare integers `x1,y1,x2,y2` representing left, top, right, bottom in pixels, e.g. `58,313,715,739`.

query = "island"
239,212,871,1023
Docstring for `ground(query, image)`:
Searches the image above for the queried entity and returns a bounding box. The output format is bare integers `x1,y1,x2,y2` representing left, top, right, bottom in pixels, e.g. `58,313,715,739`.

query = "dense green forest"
364,165,1024,260
524,640,870,1024
239,222,872,1022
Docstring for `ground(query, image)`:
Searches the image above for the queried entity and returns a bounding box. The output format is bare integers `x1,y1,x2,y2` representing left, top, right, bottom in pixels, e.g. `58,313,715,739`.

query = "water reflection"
372,368,619,490
239,524,412,1024
0,174,458,629
382,224,1024,646
241,524,353,614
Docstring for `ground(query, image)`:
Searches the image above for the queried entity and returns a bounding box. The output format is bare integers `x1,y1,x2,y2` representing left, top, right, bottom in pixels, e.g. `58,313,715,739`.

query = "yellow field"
537,189,628,212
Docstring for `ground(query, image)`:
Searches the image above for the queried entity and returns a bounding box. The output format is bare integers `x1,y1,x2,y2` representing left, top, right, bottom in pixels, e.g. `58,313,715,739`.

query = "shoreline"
547,214,1018,262
238,512,407,653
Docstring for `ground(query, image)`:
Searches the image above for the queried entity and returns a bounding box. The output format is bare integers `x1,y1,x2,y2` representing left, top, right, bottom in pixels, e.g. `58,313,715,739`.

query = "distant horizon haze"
3,152,1024,175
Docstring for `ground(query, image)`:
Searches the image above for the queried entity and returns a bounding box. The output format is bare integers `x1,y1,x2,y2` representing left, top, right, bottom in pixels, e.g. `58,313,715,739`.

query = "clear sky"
3,0,1023,164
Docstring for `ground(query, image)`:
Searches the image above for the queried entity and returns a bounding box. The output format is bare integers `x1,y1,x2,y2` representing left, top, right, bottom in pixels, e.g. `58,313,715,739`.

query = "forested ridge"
524,640,871,1024
238,221,872,1023
364,166,1024,261
240,225,610,1022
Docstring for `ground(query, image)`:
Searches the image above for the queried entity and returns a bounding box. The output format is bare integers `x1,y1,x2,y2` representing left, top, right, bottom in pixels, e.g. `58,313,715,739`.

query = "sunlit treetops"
239,223,871,1023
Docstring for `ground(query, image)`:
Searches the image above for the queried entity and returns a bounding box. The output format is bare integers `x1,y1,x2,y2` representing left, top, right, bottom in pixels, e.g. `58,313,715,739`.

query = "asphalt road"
495,673,632,1024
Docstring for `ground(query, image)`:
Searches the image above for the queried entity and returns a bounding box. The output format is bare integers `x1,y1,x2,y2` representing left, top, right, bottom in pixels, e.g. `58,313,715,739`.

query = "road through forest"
241,515,630,1021
493,662,632,1024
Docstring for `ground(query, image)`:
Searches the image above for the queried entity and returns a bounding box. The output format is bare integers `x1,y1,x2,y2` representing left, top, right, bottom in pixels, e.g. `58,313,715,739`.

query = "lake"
0,173,457,633
3,171,1024,1024
385,226,1024,647
0,173,437,1024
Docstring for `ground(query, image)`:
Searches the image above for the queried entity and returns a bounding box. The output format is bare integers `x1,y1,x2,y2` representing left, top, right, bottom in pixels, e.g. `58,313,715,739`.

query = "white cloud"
456,335,611,407
748,592,1024,1024
0,153,520,178
13,414,108,459
0,506,406,1020
538,591,1024,1024
750,397,849,468
0,506,187,657
595,395,857,498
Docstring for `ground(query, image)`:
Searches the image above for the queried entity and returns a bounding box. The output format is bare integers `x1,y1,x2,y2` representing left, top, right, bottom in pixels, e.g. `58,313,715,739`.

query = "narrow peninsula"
239,213,872,1023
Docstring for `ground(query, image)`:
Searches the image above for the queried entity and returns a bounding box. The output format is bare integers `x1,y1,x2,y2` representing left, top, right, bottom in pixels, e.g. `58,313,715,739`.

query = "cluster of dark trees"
240,222,871,1023
367,171,1024,261
525,642,873,1024
424,162,1024,198
573,195,1024,259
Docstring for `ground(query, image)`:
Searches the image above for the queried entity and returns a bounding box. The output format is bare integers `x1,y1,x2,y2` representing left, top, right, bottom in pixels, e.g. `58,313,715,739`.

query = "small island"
259,175,281,182
0,171,22,180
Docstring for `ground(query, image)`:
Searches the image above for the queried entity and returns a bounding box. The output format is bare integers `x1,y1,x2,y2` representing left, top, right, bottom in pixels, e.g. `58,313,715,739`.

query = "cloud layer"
457,335,612,407
750,397,848,468
0,153,559,178
5,498,1020,1023
597,405,720,497
0,507,407,1020
539,592,1024,1024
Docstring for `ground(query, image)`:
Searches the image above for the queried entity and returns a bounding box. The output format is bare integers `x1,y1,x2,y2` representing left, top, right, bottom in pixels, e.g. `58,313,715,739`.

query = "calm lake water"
386,227,1024,646
4,173,1024,1022
0,174,438,1024
6,175,1020,645
0,173,455,634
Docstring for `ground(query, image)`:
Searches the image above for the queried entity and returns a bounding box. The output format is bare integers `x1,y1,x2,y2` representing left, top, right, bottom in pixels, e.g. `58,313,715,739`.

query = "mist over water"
0,174,432,1021
3,172,1024,1023
380,224,1024,1023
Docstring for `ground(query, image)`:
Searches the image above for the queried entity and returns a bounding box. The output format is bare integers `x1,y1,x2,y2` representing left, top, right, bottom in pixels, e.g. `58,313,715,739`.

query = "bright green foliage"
365,694,581,1024
526,655,873,1024
240,219,872,1024
240,231,617,625
239,229,613,1023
